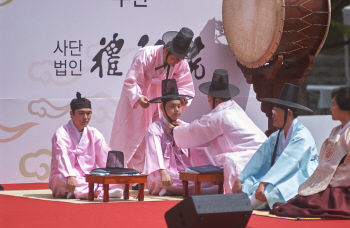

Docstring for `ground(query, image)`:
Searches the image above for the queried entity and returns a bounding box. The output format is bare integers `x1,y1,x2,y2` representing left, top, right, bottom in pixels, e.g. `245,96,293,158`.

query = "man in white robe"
49,92,123,199
167,69,267,193
110,28,199,174
146,79,216,195
232,83,318,209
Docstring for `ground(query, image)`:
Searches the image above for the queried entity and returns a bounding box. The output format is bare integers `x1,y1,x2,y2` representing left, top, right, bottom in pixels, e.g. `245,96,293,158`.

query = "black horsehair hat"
149,79,193,103
70,92,91,112
163,27,199,59
261,83,312,113
199,69,240,99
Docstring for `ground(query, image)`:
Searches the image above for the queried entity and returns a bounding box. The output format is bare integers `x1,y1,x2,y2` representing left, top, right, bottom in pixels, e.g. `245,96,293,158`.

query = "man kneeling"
146,79,216,196
49,92,123,199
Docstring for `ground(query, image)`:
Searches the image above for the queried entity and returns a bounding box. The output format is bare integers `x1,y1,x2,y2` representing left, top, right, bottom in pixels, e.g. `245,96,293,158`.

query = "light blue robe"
238,119,318,208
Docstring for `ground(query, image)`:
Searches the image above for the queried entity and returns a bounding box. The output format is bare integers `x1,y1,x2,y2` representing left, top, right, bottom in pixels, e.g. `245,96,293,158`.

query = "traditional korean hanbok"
271,121,350,219
146,117,215,195
238,119,318,208
173,69,267,193
110,28,198,173
49,120,121,199
239,83,318,209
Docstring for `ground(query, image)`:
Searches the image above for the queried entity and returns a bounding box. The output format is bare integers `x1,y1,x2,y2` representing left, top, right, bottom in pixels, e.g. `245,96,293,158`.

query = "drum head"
223,0,284,68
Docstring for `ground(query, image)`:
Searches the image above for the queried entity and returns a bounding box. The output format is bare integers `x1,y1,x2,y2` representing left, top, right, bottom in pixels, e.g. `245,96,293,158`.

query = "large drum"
223,0,331,68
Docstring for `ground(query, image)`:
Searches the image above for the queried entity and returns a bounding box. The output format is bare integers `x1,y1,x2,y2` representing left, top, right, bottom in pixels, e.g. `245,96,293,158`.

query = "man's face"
165,49,184,66
70,108,92,131
272,107,285,128
162,100,182,121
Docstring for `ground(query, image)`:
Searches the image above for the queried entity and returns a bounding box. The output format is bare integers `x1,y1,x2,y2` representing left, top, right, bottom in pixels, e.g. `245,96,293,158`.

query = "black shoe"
0,184,4,190
131,183,139,190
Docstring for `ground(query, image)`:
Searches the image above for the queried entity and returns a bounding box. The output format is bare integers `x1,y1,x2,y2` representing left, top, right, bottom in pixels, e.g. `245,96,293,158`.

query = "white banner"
0,0,267,184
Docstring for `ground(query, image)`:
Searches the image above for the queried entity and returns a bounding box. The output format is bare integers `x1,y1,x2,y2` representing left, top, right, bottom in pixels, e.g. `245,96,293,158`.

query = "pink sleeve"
93,131,111,168
51,131,75,177
145,125,166,174
174,115,223,149
190,147,216,166
173,61,195,109
123,49,148,108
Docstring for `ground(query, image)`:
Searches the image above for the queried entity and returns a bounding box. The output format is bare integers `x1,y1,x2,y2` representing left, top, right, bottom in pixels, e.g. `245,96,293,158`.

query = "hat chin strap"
155,50,173,70
270,108,288,167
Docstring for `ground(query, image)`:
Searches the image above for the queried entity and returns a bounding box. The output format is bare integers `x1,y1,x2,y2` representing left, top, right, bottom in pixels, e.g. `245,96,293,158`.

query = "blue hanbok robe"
238,119,318,208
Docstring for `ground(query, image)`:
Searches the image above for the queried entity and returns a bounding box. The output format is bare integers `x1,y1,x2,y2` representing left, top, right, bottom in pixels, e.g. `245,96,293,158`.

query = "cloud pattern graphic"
28,98,70,118
19,149,52,181
0,122,39,143
90,92,118,123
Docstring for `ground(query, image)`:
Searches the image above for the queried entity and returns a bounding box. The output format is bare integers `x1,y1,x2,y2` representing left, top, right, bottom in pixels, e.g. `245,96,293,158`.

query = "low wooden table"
85,174,148,202
179,171,224,197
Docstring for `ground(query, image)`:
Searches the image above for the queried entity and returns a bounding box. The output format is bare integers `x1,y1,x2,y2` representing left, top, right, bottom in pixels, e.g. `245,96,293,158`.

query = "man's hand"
180,97,188,106
172,121,183,127
255,182,268,202
160,169,173,187
232,179,242,193
66,176,77,193
166,123,175,135
138,96,150,108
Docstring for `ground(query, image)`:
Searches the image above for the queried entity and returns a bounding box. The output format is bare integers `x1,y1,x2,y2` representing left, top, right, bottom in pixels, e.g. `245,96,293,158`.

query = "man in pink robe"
167,69,267,193
146,79,216,195
110,28,198,173
49,93,123,199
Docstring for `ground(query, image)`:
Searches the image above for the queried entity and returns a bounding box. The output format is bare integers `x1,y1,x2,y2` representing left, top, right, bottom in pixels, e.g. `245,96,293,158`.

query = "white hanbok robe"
173,100,267,193
238,119,319,208
49,120,121,199
110,45,194,172
146,117,215,195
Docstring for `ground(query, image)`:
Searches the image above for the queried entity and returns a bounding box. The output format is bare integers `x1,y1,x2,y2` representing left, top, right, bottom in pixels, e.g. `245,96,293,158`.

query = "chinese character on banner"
188,37,206,80
53,40,83,76
119,0,147,7
91,33,124,78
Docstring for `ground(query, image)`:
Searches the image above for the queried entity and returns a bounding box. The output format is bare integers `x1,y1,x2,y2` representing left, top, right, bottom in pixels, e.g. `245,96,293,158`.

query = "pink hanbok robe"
173,100,267,193
49,120,121,199
146,117,215,195
110,45,195,172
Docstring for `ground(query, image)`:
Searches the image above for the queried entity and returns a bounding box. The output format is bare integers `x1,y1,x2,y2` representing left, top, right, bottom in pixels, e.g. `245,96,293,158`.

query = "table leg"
88,183,94,201
195,182,201,195
124,184,129,200
103,184,109,202
218,181,224,194
138,183,144,201
182,180,189,198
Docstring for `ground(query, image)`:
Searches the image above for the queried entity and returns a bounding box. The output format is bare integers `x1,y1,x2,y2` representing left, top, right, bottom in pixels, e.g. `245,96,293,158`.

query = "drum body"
223,0,331,68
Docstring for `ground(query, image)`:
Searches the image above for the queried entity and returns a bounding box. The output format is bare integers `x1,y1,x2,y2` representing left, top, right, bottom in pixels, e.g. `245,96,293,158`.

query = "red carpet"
2,183,350,228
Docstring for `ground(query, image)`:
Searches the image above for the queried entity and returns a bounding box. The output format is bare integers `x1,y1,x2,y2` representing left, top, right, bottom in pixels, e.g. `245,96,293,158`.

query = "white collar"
282,118,298,149
338,120,350,135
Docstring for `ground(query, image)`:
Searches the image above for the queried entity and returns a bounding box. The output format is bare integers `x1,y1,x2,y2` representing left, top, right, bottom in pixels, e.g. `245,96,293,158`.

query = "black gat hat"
149,79,193,103
163,27,198,59
199,69,240,99
261,83,312,113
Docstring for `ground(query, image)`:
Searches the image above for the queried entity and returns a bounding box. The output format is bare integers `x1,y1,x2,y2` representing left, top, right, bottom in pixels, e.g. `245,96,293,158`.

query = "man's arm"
172,115,223,149
255,182,268,202
145,124,167,175
94,129,111,169
232,178,242,193
52,130,76,192
122,49,149,109
160,169,173,187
